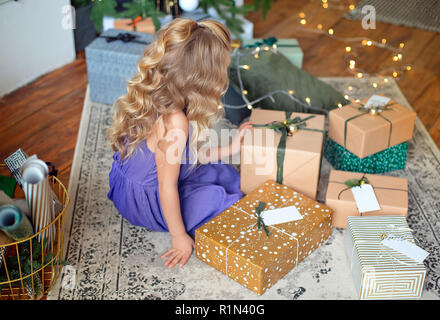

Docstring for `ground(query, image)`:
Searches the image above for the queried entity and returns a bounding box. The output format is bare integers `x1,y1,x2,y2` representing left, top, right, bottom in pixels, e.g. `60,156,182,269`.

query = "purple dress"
107,140,243,235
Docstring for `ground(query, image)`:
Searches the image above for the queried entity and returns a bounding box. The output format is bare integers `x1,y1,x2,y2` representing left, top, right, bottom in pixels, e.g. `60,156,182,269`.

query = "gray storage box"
85,29,154,106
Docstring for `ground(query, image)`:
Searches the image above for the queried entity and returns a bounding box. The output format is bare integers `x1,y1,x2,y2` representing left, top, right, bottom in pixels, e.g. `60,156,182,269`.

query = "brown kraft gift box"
328,95,416,158
113,18,155,34
195,180,333,295
240,109,325,199
325,170,408,228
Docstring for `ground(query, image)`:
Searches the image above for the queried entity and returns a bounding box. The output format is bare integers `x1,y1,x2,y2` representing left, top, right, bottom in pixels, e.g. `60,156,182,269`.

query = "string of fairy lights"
220,0,413,110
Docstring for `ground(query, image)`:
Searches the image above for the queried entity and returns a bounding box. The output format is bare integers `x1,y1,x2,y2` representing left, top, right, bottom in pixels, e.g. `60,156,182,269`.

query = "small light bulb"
393,56,399,62
241,65,250,70
247,104,253,110
384,78,389,83
400,42,405,48
322,0,327,3
349,60,356,69
218,104,223,110
328,28,334,35
366,40,372,46
372,82,378,88
300,19,307,25
355,99,360,103
323,3,328,8
317,24,323,30
255,46,261,52
362,40,368,46
254,53,259,59
272,44,277,50
357,72,363,78
397,53,403,59
348,86,353,91
406,65,412,71
243,90,248,95
264,46,270,51
344,95,349,99
345,46,351,52
305,97,311,104
337,103,343,108
393,71,398,78
381,38,387,44
299,12,306,18
288,89,294,95
349,4,355,10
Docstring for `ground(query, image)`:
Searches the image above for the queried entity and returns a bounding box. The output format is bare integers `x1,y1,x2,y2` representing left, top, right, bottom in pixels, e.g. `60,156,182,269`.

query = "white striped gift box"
346,216,426,300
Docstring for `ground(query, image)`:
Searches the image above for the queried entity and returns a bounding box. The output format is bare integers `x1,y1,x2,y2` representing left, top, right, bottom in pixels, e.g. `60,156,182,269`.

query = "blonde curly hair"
106,18,231,162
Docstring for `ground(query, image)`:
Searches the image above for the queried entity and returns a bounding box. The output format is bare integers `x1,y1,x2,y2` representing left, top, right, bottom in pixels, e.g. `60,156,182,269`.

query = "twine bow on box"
252,112,324,184
343,102,396,150
255,201,270,236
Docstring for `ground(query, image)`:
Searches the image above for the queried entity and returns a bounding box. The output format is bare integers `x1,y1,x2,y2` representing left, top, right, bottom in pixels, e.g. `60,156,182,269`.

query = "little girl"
107,18,251,269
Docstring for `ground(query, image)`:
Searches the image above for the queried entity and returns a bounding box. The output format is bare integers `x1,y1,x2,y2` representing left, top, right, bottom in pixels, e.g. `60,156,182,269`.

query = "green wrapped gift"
242,38,303,68
324,138,408,173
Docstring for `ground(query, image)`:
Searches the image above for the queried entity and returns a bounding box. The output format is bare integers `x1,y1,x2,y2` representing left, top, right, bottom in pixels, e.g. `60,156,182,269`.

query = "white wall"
0,0,76,97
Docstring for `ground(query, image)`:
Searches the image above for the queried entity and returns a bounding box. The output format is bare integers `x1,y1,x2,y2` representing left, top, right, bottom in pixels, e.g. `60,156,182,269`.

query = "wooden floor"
0,0,439,189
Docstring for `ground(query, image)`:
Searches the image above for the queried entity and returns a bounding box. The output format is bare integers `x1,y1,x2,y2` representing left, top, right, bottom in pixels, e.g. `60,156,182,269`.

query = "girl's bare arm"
154,112,195,268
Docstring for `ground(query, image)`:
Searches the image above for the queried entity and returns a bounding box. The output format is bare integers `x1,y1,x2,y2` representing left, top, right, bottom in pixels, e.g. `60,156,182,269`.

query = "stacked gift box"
324,95,416,173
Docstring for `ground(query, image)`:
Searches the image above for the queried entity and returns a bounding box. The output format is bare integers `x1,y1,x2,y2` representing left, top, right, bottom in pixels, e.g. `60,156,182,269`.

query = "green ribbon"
244,37,299,49
253,112,324,184
343,102,396,150
255,201,270,236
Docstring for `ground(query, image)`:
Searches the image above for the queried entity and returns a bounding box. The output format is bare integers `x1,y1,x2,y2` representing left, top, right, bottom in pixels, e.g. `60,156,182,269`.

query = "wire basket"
0,163,69,300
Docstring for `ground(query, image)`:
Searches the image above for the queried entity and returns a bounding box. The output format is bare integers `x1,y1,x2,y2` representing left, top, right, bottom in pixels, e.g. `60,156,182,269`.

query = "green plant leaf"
344,178,362,187
90,0,118,33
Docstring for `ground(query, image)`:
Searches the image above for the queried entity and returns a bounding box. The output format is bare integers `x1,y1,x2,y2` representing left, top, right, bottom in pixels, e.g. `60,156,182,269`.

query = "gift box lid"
85,28,153,57
328,95,416,158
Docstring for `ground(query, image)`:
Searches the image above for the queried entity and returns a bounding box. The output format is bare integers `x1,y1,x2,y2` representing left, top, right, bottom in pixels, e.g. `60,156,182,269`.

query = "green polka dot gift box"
195,180,333,295
324,137,408,174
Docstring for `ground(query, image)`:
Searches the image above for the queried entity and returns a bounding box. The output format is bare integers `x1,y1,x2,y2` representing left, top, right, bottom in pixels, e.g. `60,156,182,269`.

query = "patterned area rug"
345,0,440,34
48,77,440,300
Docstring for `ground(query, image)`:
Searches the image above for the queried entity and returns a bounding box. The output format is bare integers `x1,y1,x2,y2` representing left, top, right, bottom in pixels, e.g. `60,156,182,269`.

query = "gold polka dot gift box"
195,180,333,295
346,216,427,300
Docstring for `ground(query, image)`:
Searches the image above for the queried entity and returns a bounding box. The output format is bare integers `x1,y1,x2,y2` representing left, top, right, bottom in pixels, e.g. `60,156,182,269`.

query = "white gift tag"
351,184,381,213
365,95,391,108
382,236,429,263
261,205,303,226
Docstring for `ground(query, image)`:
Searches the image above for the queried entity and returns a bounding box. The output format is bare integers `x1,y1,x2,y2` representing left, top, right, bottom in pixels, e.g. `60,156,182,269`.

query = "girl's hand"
229,121,252,156
161,233,195,268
